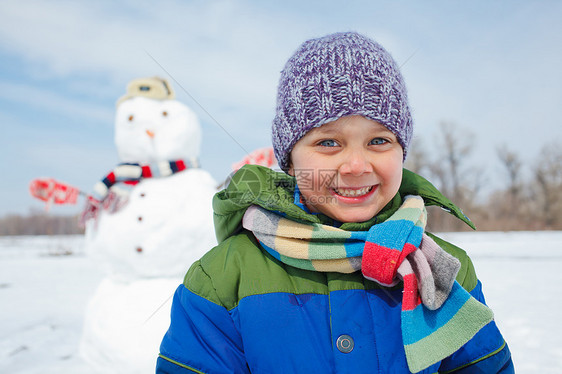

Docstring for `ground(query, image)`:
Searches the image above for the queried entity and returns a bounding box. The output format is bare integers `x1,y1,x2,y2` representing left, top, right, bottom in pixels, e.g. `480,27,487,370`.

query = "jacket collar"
213,165,474,242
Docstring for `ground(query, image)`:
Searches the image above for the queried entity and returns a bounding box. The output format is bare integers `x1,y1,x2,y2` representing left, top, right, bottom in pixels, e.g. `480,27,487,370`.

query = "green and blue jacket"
157,165,513,373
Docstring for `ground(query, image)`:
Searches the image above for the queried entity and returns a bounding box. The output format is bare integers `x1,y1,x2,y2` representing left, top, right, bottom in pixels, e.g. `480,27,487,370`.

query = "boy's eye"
318,139,339,147
370,138,388,145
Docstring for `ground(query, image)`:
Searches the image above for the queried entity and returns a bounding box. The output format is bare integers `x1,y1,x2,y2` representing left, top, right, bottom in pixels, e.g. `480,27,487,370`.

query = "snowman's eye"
128,115,134,122
162,111,168,117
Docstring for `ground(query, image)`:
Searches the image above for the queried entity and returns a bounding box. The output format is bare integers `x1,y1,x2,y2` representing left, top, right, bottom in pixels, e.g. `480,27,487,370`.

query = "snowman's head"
114,79,202,164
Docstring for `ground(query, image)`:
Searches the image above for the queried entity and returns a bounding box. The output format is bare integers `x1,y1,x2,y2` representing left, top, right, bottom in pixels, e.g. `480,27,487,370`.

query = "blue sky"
1,0,561,216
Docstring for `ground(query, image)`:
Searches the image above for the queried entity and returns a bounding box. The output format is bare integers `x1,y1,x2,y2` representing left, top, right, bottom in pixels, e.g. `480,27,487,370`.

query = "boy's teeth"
335,186,372,197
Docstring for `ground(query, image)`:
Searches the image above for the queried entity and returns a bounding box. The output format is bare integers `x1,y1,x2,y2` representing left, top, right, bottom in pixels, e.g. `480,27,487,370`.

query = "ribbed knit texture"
272,32,413,172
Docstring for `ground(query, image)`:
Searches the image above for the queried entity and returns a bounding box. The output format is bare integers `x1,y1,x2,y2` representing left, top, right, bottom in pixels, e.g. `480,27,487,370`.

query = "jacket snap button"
336,334,354,353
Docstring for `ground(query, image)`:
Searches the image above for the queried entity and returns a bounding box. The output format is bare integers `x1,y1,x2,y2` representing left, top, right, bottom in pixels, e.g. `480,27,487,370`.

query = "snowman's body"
84,169,216,280
80,79,217,373
80,277,181,374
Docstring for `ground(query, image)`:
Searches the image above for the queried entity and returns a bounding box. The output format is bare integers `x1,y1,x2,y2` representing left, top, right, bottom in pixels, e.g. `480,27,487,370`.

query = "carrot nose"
146,130,155,138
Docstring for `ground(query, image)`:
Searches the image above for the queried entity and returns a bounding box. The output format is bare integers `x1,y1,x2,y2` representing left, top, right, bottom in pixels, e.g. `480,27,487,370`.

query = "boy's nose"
339,150,374,176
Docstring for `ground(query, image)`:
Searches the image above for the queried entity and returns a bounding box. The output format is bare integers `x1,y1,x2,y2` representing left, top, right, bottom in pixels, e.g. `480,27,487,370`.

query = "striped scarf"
80,159,198,226
242,195,493,373
92,159,198,202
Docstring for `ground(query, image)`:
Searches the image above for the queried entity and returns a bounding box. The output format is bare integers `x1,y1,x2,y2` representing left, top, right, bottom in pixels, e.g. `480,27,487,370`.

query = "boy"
157,32,513,373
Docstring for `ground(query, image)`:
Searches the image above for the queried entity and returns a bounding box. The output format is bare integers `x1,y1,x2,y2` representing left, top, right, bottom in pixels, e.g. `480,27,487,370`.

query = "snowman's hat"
117,77,175,105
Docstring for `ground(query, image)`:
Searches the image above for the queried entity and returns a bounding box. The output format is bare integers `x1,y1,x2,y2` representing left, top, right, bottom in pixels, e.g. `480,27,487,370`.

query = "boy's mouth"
333,186,374,198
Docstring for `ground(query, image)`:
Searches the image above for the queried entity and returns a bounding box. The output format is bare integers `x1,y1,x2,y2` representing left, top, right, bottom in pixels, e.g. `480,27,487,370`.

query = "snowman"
79,77,217,373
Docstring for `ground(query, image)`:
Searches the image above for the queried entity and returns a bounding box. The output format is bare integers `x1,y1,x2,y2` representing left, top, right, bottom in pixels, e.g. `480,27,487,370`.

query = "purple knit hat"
272,32,413,172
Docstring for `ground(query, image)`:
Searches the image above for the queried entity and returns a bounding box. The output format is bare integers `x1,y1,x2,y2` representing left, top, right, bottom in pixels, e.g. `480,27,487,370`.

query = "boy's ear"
287,158,294,176
287,153,295,177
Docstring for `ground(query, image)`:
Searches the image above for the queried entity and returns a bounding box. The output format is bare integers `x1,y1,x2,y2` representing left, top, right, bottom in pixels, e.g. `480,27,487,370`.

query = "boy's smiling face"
288,115,403,223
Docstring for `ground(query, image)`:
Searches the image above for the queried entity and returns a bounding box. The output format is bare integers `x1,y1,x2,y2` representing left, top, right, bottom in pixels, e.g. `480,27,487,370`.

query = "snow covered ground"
439,231,562,373
1,232,561,373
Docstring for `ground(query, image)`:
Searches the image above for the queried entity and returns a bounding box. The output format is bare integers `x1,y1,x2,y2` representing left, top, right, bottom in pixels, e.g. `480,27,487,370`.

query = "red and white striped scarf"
91,159,198,201
80,159,198,225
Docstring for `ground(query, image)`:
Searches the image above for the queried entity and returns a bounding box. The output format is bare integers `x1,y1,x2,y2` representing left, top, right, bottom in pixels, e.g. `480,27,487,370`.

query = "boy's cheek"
381,153,404,182
293,170,316,190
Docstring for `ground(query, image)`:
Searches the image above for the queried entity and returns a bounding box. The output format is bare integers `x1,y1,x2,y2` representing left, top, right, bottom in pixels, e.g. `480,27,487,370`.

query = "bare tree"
486,145,526,229
426,122,485,231
404,137,430,176
497,145,523,200
532,142,562,228
403,123,561,231
0,211,84,236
